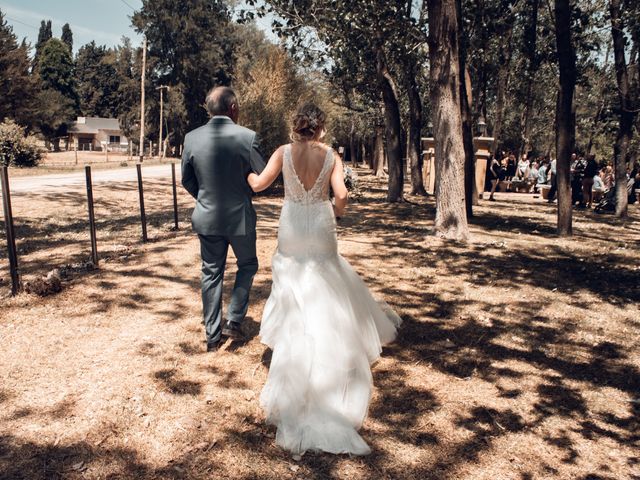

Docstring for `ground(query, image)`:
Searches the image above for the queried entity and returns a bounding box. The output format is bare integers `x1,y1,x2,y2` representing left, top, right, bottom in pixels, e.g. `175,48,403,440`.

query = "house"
67,117,129,152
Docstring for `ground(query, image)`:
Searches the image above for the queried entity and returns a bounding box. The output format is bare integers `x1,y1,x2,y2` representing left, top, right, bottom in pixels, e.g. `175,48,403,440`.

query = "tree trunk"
491,25,514,156
349,121,357,166
428,0,469,241
367,136,374,168
457,0,477,215
461,66,477,213
610,0,636,218
554,0,576,236
519,0,540,158
376,48,404,202
407,70,427,195
373,125,386,177
586,44,611,155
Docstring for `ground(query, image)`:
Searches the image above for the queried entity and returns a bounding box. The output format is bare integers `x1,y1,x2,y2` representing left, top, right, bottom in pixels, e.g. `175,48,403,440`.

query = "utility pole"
139,36,147,163
156,85,170,159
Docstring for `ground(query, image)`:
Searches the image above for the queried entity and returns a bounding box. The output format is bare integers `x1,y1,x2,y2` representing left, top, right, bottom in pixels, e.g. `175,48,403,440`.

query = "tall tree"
76,41,120,117
255,0,421,202
0,10,35,126
61,23,73,53
554,0,576,236
36,38,77,149
518,0,541,158
609,0,638,218
457,0,477,216
34,19,52,65
132,0,237,143
428,0,469,241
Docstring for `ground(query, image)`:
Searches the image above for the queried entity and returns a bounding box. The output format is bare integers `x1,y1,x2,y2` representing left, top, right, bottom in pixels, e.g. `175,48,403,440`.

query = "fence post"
85,166,99,266
1,166,21,295
136,163,148,242
171,163,179,230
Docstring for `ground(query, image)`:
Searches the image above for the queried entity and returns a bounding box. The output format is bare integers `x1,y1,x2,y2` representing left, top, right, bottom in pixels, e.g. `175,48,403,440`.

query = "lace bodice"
283,144,335,204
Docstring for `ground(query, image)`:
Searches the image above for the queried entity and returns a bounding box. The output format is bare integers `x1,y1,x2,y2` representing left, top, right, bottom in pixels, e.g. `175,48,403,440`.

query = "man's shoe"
207,340,221,352
221,322,246,340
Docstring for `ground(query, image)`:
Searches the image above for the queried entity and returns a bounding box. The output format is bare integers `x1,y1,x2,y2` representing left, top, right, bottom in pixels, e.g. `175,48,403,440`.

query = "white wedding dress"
259,144,402,456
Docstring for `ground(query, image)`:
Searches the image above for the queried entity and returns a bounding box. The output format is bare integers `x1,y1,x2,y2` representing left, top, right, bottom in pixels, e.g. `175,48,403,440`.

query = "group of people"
488,150,640,209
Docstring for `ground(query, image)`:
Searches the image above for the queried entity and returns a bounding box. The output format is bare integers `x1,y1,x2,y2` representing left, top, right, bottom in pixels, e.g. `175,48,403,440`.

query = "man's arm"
250,133,267,174
181,136,199,199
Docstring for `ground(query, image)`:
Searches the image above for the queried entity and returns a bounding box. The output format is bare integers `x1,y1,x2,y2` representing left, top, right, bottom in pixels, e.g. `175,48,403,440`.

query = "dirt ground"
0,169,639,480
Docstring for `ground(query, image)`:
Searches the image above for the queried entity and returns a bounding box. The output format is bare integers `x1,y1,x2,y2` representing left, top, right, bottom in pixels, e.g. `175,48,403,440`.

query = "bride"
247,102,401,456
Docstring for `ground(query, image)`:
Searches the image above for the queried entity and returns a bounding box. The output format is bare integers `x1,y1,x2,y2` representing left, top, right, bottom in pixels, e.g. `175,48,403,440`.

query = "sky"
1,0,141,52
0,0,278,53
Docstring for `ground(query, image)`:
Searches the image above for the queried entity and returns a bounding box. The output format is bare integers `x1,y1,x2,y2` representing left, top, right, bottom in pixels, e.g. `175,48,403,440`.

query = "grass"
0,169,638,479
7,152,176,177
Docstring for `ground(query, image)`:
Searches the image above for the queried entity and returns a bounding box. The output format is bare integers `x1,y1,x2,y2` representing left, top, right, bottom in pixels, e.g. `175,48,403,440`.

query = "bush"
0,119,43,167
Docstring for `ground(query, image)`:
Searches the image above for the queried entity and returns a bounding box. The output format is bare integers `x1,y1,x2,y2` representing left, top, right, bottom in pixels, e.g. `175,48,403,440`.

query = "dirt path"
1,172,639,479
2,163,180,196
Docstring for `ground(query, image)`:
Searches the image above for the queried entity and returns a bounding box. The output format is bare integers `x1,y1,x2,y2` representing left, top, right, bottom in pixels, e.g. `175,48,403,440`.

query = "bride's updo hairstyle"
291,102,326,142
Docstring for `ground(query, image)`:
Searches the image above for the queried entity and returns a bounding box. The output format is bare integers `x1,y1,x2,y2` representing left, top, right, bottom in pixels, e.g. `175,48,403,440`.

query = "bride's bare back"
290,141,331,191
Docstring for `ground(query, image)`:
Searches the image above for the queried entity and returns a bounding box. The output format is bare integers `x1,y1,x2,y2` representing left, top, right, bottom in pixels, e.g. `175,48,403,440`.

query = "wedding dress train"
259,144,401,455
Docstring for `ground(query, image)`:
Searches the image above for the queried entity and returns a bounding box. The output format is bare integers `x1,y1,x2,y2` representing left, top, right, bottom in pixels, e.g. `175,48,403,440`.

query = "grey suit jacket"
181,116,266,236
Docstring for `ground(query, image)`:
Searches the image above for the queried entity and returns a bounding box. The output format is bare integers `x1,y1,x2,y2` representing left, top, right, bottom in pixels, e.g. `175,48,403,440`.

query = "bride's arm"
248,146,284,192
330,152,348,218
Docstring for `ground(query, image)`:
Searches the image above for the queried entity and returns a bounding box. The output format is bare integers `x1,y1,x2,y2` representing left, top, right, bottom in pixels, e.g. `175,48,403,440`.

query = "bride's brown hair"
291,102,326,142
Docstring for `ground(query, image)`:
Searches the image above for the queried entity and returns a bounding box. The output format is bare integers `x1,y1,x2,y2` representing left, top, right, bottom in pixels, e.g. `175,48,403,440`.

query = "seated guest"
537,159,549,186
593,170,605,203
603,165,614,190
516,155,530,180
582,154,598,208
506,153,517,186
529,161,539,181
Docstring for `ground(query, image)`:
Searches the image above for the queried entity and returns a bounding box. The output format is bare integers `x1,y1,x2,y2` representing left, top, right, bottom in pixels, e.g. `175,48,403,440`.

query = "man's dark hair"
205,86,237,117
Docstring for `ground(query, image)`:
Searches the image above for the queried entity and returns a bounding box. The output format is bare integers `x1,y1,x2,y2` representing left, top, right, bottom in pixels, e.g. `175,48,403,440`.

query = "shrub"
0,119,43,167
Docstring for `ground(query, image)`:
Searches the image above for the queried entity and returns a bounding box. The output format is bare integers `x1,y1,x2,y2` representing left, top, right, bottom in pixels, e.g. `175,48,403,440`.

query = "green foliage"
38,38,76,97
76,41,120,117
0,10,36,126
61,23,73,53
132,0,238,141
234,27,306,155
34,19,52,65
0,119,43,167
35,38,77,145
34,88,76,146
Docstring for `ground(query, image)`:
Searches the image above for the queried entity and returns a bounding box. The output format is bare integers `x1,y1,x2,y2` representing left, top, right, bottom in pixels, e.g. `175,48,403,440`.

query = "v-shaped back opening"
288,143,331,193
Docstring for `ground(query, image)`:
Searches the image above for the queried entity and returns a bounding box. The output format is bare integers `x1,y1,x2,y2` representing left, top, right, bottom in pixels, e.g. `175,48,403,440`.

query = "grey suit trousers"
199,231,258,343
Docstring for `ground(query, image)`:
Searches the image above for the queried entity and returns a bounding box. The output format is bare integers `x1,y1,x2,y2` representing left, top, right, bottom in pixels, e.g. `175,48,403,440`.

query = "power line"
119,0,137,11
5,16,39,30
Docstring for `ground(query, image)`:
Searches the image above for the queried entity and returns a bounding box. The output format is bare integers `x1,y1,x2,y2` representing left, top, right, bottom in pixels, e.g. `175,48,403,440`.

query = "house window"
109,135,121,144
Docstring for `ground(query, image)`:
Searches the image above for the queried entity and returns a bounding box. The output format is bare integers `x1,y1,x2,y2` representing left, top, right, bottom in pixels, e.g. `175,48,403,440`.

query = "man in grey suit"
181,86,266,352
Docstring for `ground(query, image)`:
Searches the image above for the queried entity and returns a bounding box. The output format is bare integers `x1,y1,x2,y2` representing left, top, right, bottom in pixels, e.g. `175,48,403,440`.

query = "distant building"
67,117,129,152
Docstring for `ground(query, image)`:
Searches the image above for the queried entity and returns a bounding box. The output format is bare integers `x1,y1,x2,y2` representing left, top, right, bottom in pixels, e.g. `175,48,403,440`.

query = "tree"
0,10,36,126
34,19,52,65
36,38,78,148
457,0,477,216
61,23,73,53
38,38,76,97
132,0,237,144
428,0,469,241
554,0,577,236
609,0,639,218
76,41,120,117
251,0,418,202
